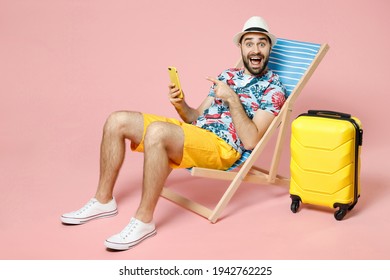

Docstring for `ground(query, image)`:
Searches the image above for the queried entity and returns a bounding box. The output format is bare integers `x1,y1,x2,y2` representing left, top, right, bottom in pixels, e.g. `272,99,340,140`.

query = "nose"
251,44,262,54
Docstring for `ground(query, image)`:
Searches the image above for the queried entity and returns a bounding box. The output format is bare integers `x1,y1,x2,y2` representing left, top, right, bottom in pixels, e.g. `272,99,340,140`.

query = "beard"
241,51,270,76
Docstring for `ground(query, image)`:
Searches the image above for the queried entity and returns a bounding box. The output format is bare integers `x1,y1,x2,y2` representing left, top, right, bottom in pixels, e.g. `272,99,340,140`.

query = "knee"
103,111,134,135
144,122,169,147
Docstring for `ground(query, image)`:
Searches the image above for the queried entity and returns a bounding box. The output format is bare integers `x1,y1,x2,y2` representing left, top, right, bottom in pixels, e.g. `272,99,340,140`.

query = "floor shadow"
355,173,389,210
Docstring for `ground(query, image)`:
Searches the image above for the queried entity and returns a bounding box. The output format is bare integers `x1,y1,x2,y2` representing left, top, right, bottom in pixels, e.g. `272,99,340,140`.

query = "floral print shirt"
193,68,287,154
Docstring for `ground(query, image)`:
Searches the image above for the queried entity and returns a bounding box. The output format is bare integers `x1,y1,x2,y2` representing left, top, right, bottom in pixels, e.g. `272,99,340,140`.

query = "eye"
246,42,253,47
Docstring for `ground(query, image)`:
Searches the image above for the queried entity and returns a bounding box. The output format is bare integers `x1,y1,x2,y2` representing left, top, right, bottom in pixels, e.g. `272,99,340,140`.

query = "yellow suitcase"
289,110,363,220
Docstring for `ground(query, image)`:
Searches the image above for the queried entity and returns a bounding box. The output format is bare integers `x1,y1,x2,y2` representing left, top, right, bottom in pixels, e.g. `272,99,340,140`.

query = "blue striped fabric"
268,38,321,96
226,150,252,171
226,39,321,171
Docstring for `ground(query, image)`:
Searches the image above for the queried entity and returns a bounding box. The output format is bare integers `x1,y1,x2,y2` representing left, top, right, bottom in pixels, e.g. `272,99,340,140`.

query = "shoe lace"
76,199,97,215
120,219,138,238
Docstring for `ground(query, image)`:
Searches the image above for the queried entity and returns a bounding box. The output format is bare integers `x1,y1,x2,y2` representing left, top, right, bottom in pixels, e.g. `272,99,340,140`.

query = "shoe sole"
61,209,118,224
104,229,157,250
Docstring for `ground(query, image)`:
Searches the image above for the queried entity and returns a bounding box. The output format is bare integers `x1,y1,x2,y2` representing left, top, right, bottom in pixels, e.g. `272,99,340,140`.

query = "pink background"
1,0,389,259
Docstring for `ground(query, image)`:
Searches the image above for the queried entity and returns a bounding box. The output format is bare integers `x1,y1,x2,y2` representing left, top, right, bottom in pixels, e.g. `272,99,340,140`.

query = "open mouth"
249,56,263,67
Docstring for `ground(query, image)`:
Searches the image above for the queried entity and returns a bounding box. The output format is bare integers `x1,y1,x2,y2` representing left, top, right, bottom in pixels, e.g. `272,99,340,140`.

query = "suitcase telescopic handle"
307,110,351,119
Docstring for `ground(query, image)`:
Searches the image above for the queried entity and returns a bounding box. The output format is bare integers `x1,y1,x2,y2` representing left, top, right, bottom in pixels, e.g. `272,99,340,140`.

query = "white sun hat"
233,16,277,47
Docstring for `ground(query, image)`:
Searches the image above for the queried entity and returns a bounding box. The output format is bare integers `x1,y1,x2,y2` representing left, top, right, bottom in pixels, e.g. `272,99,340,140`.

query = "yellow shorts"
131,113,241,170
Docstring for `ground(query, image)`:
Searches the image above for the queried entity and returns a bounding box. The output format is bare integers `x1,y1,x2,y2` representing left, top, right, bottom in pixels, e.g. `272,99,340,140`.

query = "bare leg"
100,120,185,250
95,111,144,203
135,121,185,223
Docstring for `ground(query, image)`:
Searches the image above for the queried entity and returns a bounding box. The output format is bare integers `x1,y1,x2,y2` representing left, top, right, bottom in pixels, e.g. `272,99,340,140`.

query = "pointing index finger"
206,76,219,85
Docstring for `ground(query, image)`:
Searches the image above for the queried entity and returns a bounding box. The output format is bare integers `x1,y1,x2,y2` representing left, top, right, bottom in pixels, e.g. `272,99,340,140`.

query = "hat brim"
233,31,277,47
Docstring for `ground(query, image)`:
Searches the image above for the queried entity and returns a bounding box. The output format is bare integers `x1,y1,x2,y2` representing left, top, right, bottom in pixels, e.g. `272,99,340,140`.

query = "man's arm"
228,99,275,150
206,77,275,150
168,83,213,123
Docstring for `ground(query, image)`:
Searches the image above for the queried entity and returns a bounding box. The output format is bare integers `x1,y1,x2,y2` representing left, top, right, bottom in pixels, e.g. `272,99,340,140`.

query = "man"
61,16,287,251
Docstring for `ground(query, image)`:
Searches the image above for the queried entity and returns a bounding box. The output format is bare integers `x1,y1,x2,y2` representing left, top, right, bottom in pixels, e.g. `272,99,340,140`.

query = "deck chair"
161,38,330,223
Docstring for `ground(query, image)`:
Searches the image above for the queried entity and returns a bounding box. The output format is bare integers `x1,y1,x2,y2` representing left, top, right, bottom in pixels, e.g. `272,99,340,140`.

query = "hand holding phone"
168,66,184,99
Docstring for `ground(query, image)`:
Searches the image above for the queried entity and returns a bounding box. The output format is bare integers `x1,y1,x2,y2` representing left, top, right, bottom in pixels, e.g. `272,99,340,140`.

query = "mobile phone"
168,66,184,99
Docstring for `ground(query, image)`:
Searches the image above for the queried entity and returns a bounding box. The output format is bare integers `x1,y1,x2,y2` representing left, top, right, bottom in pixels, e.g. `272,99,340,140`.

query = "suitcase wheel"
334,201,357,221
290,195,301,213
334,208,347,221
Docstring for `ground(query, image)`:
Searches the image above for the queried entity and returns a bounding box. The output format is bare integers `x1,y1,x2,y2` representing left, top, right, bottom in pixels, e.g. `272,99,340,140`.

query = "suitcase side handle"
307,110,351,119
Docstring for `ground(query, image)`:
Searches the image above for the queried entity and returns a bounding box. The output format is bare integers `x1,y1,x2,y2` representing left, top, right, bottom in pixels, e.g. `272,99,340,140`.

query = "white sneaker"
104,217,156,250
61,198,118,224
